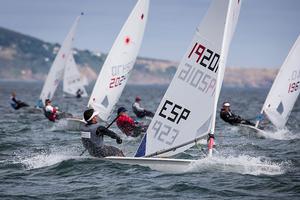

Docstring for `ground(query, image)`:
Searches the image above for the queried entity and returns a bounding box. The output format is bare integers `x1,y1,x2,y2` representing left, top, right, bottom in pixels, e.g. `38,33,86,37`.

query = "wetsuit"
10,96,29,110
44,105,58,122
116,115,147,137
44,104,73,122
220,108,255,126
76,89,83,98
132,102,154,118
81,124,124,157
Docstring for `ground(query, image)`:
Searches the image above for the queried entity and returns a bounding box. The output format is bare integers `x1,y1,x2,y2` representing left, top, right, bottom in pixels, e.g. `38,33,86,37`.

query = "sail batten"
87,0,149,121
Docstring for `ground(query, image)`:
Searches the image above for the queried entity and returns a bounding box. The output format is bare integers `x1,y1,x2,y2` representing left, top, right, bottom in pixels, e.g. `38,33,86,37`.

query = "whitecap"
187,154,290,176
13,146,83,170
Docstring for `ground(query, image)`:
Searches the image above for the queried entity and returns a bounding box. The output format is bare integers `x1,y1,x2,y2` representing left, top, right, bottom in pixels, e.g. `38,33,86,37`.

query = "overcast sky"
0,0,299,68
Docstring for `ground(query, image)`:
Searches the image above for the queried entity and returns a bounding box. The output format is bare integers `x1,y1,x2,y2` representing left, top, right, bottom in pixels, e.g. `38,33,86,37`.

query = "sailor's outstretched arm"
96,126,121,140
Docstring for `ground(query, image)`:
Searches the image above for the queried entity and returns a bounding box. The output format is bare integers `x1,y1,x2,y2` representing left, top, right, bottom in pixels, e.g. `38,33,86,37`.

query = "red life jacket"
44,107,57,122
116,115,135,136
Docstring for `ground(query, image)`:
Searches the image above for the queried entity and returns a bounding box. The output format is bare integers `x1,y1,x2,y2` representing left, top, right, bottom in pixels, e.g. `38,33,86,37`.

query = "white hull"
106,156,194,173
238,124,268,138
105,156,281,174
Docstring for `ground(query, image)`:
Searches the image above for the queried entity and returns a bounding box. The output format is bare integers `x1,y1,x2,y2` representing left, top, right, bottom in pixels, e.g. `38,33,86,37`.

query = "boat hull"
105,156,195,173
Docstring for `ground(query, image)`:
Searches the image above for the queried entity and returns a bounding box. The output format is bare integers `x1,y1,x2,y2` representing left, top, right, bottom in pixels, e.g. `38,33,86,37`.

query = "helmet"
223,102,230,107
84,108,99,122
117,107,127,115
135,96,141,101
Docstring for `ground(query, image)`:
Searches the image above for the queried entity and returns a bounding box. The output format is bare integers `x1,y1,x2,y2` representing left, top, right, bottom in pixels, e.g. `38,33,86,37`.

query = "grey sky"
0,0,299,68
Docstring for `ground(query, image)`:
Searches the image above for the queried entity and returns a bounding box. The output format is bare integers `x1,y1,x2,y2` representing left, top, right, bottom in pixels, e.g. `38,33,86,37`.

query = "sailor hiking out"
43,99,72,122
220,102,255,126
81,109,124,157
132,96,154,118
10,92,29,110
116,107,147,137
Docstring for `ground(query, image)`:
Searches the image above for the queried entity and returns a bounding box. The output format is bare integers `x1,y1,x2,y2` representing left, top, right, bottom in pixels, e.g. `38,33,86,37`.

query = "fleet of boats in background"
8,0,300,172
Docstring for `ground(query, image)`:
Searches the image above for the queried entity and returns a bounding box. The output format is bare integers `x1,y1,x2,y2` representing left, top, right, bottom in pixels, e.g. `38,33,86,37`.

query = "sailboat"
63,53,88,98
249,35,300,133
106,0,242,171
66,0,149,126
36,13,82,108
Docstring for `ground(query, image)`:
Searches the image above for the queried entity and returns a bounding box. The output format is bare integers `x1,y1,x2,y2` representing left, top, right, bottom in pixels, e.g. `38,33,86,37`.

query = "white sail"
87,0,149,121
63,53,88,97
211,0,241,134
257,35,300,129
37,14,82,106
135,0,241,158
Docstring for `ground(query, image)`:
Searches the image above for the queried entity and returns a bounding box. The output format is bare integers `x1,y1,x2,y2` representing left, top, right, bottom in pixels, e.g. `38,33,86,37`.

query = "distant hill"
0,27,104,81
0,26,277,87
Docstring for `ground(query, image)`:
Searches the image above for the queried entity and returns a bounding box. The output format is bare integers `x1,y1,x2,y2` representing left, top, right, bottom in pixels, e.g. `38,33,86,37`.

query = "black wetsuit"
81,124,124,158
11,97,29,110
76,89,83,98
220,108,255,126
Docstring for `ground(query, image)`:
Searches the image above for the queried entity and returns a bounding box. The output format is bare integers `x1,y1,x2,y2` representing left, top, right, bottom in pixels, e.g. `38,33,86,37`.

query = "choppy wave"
260,129,300,140
13,146,83,170
188,155,290,175
1,83,300,199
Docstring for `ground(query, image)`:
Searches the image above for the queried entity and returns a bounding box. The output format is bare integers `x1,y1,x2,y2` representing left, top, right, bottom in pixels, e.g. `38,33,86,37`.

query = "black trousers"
81,139,124,158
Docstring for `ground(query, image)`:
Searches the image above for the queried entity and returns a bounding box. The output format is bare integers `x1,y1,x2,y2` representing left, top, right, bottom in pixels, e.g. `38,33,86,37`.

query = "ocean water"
0,80,299,199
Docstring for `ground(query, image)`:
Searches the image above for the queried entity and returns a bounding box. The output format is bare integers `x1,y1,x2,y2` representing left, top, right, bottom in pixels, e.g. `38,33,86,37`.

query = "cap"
223,102,230,107
84,108,99,122
117,107,127,115
135,96,141,101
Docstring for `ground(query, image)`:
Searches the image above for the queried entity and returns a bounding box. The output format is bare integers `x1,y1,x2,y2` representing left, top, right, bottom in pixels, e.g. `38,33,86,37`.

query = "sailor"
44,99,58,122
76,89,83,98
116,107,147,137
220,102,255,126
132,96,154,118
81,108,124,157
44,99,73,122
10,92,29,110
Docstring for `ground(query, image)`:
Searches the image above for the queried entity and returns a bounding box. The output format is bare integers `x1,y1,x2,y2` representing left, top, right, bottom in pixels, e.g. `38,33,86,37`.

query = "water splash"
13,146,83,170
187,154,290,175
50,118,84,132
259,128,300,140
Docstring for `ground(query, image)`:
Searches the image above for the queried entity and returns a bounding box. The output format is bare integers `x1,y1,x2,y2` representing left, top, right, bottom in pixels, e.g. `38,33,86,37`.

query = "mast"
209,0,235,156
